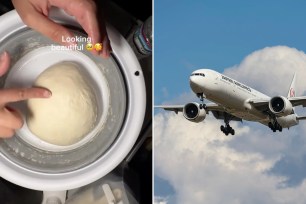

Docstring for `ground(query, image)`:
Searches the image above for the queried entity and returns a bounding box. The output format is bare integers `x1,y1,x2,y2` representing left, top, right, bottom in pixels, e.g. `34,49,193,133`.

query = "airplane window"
190,73,205,77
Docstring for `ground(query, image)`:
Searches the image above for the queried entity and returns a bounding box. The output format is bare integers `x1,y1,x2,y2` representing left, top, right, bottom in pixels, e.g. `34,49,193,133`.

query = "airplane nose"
189,75,197,85
189,75,203,93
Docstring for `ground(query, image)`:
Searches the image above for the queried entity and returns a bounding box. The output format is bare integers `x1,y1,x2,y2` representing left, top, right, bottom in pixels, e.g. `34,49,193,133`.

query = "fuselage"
189,69,271,122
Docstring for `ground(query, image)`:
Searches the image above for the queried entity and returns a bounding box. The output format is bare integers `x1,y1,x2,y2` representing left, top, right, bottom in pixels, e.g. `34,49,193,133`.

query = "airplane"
156,69,306,136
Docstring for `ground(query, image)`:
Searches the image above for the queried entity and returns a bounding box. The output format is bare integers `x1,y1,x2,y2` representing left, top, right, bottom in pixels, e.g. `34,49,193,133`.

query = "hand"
12,0,111,58
0,52,51,138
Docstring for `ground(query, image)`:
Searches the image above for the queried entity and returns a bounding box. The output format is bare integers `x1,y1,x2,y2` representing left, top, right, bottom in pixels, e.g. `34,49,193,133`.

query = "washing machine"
0,1,152,203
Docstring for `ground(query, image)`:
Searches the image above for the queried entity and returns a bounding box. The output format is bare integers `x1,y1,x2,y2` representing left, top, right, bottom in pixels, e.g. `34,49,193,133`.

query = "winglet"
287,72,297,98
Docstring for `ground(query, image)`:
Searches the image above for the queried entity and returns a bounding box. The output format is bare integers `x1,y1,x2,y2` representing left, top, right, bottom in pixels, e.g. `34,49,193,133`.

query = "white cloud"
154,46,306,204
154,196,169,204
160,91,198,105
224,46,306,96
155,113,284,204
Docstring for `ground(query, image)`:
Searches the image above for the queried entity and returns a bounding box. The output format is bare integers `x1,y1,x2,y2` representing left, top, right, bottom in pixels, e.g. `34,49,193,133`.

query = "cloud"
155,113,281,204
154,46,306,204
154,196,169,204
224,46,306,96
160,91,198,105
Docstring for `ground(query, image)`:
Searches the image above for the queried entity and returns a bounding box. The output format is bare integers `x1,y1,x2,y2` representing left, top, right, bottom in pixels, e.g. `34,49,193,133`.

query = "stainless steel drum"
0,9,146,191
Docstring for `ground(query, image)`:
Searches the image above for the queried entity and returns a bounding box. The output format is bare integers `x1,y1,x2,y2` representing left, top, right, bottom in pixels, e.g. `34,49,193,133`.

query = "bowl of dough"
0,9,146,191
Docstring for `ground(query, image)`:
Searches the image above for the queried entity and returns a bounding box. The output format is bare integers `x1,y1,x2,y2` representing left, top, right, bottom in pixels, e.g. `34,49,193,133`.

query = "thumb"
0,52,10,77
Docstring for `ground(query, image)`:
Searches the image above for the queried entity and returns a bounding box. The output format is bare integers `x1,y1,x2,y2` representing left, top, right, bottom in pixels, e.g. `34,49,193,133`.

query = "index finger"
0,88,51,104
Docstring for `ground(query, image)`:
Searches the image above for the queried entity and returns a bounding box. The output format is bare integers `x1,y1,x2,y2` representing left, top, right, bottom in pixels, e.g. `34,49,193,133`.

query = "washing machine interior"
0,0,151,203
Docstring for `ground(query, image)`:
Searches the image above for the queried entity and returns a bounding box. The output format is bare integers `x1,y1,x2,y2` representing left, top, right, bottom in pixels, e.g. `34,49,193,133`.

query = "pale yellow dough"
27,62,97,146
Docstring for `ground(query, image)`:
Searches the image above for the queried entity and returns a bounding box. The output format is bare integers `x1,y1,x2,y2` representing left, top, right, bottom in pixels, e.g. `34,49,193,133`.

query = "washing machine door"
0,9,146,191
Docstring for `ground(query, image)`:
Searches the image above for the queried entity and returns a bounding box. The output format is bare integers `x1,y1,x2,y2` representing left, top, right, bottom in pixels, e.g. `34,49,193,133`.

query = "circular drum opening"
0,28,127,173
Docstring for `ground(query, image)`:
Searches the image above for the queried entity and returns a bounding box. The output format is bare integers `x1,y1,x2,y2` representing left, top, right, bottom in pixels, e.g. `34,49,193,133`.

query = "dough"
27,62,97,146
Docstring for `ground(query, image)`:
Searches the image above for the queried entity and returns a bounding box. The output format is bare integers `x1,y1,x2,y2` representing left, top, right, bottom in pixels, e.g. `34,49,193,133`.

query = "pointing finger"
0,88,51,104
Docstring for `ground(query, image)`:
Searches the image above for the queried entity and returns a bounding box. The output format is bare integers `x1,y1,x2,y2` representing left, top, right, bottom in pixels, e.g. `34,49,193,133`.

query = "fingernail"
100,53,107,59
100,49,110,59
0,52,7,62
106,50,111,57
43,90,52,97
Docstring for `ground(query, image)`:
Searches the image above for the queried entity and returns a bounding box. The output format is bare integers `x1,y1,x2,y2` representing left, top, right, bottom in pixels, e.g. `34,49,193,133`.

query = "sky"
154,0,306,104
154,1,306,204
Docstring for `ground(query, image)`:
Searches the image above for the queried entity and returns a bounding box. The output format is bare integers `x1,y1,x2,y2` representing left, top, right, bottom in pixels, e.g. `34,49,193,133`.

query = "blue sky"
154,1,306,203
155,0,306,104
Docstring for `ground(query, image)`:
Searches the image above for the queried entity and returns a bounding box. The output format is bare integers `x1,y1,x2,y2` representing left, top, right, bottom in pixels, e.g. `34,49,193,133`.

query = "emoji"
86,43,93,51
94,43,103,51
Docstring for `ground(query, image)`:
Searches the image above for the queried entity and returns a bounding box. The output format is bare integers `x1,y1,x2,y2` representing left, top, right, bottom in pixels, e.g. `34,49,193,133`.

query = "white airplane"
157,69,306,135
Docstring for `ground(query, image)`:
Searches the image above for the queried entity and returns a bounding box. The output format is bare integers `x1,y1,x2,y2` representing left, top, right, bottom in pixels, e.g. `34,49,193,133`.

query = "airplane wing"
204,104,242,121
155,103,224,113
154,105,184,113
249,96,306,112
156,103,242,121
288,96,306,107
248,99,270,112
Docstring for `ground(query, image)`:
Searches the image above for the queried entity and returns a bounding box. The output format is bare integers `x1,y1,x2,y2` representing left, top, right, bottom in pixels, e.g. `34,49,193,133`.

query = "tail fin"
287,72,297,98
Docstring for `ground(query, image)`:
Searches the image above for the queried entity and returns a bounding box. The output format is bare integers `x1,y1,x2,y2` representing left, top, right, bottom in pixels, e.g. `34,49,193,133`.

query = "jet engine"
269,96,293,116
183,102,206,122
276,114,299,128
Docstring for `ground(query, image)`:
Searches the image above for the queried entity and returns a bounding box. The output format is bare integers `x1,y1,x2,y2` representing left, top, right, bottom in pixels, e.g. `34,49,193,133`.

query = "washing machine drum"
0,9,146,191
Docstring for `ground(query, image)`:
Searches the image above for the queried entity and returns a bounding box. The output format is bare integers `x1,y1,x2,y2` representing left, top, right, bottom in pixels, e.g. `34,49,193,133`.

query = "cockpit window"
190,73,205,77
